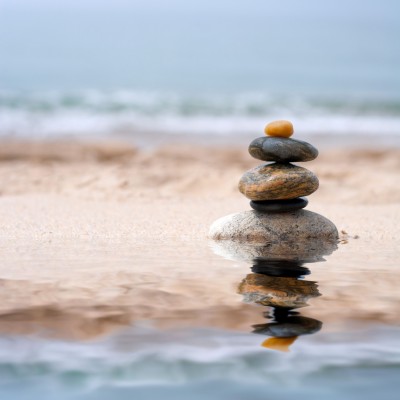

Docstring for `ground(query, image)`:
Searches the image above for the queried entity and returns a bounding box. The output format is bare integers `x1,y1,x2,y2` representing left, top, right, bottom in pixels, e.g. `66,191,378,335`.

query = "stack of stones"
209,119,338,244
239,120,319,214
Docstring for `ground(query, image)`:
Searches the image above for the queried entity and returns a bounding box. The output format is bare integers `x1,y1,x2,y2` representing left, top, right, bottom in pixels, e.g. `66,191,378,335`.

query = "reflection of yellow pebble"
264,120,294,138
261,336,298,352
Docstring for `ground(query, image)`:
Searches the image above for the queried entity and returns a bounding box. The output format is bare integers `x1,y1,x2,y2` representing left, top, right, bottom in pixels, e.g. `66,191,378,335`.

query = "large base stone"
209,209,338,243
208,210,338,262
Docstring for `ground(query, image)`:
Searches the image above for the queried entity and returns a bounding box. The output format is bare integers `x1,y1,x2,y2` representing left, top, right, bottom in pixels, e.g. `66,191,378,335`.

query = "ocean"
1,324,400,400
0,0,400,141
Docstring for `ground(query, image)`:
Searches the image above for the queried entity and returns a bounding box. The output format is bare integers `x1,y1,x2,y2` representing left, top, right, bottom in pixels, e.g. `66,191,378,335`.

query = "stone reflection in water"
211,237,337,352
238,271,319,309
239,260,322,352
254,311,323,352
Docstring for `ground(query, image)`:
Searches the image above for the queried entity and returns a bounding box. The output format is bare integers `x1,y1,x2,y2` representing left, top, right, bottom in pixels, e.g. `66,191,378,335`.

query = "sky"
0,0,399,95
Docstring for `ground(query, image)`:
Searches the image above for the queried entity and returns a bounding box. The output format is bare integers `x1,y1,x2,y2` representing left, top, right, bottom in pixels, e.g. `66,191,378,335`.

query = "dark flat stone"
250,197,308,213
249,136,318,162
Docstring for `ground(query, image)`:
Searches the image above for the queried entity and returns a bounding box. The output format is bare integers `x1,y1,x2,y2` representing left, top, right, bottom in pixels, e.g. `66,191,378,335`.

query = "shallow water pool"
0,236,399,399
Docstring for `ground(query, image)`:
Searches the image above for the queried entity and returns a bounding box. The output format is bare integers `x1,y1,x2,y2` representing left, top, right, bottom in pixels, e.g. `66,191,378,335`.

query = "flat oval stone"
239,163,319,201
250,197,308,213
264,120,294,138
249,137,318,162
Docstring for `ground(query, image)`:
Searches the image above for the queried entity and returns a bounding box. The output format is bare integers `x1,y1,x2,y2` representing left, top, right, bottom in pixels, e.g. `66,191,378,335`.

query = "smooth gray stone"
250,197,308,213
249,136,318,162
208,210,338,262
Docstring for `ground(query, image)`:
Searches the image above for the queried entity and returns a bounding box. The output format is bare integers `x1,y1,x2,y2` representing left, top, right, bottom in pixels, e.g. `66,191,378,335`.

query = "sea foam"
1,90,400,139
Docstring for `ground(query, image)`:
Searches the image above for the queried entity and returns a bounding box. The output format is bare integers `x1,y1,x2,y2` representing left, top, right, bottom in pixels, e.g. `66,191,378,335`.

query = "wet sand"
0,139,399,339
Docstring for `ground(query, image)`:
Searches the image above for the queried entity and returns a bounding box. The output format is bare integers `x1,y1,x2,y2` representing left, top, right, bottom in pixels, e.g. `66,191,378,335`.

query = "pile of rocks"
209,120,338,243
239,120,319,213
209,123,339,351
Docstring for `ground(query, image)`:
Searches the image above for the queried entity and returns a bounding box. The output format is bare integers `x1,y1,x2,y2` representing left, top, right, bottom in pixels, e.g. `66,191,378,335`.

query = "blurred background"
1,2,400,399
1,0,399,142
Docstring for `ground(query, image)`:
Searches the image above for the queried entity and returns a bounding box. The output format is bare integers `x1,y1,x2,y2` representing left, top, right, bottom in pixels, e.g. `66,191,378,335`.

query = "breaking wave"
1,90,400,138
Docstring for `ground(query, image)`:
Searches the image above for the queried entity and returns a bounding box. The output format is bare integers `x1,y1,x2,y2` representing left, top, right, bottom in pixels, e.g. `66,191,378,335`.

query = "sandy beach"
0,139,399,239
0,139,399,340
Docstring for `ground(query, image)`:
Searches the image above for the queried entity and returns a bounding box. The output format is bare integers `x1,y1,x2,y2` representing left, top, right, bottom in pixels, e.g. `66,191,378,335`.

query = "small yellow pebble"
264,120,294,138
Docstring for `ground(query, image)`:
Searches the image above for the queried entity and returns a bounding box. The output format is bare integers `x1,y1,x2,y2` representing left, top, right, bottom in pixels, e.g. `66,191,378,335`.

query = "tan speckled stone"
238,163,319,200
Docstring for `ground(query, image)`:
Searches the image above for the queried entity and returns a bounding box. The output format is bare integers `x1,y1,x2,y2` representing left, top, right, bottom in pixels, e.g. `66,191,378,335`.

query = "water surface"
0,236,399,399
